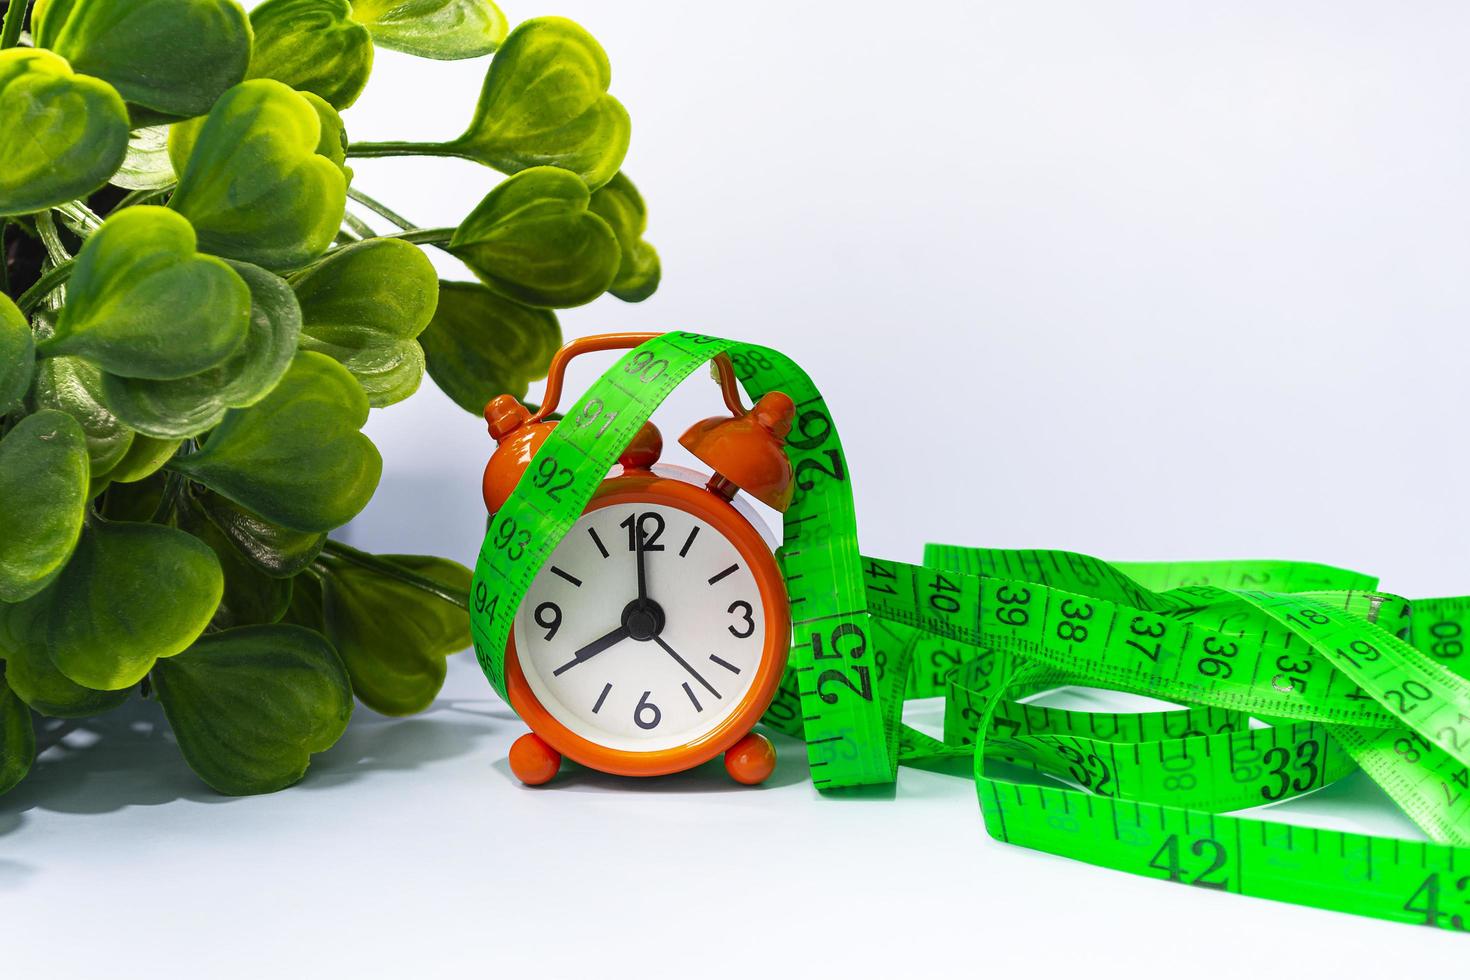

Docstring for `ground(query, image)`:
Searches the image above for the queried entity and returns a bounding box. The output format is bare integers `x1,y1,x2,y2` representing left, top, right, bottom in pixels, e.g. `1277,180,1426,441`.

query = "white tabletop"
4,651,1462,978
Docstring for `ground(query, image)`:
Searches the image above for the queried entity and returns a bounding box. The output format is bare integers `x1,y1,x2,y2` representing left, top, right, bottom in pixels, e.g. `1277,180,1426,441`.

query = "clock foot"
724,732,776,785
509,733,561,785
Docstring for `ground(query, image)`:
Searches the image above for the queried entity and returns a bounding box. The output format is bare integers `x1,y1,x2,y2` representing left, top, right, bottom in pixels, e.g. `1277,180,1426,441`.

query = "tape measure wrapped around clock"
477,333,798,785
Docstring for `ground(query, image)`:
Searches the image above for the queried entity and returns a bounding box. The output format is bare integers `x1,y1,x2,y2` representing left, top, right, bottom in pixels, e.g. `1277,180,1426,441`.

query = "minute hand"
634,515,650,605
652,635,721,699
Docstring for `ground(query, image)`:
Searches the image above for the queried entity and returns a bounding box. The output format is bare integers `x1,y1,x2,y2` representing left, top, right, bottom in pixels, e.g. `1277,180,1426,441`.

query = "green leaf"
0,48,129,217
112,125,176,191
99,469,167,522
350,0,507,60
105,433,181,484
281,570,324,630
590,172,661,303
179,495,293,629
38,206,252,380
43,520,223,690
445,17,629,190
0,292,34,413
86,473,112,502
319,553,470,715
32,356,134,479
168,79,349,270
336,336,424,410
99,260,302,438
303,92,353,182
290,238,437,406
0,667,35,796
196,490,327,578
448,166,620,308
33,0,252,119
171,352,382,532
419,280,559,414
248,0,374,110
152,624,353,794
0,410,89,603
0,597,129,718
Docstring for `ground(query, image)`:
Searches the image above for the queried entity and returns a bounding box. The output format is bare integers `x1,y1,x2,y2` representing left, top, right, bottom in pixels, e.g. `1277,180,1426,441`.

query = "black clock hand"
552,625,630,676
633,514,650,606
652,635,721,699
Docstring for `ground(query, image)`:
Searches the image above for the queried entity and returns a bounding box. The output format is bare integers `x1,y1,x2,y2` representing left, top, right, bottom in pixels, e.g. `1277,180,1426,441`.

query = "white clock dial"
513,500,767,753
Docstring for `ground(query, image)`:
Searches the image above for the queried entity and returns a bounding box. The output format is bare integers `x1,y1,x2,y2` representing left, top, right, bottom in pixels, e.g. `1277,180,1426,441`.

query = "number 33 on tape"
470,331,1470,933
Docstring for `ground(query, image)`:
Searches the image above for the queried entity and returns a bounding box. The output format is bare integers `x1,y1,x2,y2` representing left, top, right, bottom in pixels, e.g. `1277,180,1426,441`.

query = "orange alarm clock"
480,333,796,786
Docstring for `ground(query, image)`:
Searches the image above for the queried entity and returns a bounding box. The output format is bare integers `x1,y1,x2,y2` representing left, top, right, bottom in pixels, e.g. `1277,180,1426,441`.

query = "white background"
6,0,1470,974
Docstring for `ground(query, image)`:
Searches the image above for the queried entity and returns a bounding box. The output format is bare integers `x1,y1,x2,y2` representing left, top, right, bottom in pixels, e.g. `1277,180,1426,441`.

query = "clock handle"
528,332,748,424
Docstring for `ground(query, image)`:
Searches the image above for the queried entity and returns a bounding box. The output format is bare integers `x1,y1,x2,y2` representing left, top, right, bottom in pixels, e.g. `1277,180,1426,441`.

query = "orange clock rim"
506,473,792,777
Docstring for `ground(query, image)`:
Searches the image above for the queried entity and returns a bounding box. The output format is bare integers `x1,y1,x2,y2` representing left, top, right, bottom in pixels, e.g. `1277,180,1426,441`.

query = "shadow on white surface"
4,705,228,817
0,808,27,890
0,680,510,835
0,857,32,890
302,698,508,792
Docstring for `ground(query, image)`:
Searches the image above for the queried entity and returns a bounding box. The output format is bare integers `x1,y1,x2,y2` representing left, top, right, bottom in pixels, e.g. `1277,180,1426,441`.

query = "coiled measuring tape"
470,332,1470,931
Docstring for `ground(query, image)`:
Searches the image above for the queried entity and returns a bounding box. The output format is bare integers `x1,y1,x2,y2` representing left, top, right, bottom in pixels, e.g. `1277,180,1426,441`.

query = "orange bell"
481,394,559,514
618,421,663,471
679,391,796,512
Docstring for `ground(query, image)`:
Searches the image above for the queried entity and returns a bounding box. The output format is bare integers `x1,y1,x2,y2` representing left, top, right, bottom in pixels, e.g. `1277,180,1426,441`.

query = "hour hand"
552,625,630,676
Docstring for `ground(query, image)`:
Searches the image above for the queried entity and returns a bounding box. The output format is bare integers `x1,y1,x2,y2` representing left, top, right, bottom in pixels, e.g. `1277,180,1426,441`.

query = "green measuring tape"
470,332,1470,932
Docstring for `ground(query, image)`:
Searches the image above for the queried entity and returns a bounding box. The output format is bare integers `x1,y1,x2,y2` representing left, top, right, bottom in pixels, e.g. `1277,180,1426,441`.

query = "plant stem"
346,188,418,231
341,209,377,240
54,200,103,234
149,468,186,524
34,211,70,266
114,185,175,210
0,1,27,50
320,539,470,611
53,211,92,239
17,259,73,315
378,226,455,246
346,140,478,162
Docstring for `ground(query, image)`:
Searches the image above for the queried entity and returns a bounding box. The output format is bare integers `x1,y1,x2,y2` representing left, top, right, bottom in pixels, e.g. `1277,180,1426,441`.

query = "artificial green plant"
0,0,659,795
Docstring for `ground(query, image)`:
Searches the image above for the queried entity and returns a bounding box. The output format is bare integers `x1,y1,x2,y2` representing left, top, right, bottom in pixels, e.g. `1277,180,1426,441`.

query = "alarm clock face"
513,497,775,754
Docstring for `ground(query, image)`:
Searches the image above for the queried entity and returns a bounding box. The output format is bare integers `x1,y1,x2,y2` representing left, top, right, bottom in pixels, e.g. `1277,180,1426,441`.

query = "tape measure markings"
873,551,1470,839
